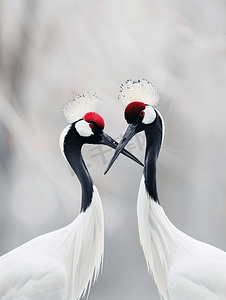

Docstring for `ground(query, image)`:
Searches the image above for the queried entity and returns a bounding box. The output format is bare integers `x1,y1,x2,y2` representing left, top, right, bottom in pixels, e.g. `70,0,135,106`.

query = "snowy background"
1,0,226,299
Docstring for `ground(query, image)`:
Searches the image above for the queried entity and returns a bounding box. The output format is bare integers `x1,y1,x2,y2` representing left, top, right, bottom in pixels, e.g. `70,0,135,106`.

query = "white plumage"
0,186,103,300
119,79,160,106
137,175,226,300
63,93,100,124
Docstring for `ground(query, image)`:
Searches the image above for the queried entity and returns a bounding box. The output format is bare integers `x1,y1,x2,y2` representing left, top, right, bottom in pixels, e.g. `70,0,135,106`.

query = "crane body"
0,190,103,299
0,94,142,300
105,80,226,300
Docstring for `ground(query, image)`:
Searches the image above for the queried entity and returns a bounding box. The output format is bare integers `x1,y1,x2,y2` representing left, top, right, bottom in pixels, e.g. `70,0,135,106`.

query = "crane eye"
89,123,95,129
140,111,145,117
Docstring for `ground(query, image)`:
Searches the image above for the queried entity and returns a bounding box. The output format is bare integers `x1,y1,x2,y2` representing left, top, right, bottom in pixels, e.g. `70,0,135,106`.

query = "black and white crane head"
60,93,143,189
60,93,113,154
105,79,163,179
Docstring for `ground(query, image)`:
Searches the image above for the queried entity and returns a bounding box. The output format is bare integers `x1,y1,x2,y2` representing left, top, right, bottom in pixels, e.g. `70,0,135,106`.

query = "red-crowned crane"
105,80,226,300
0,93,142,300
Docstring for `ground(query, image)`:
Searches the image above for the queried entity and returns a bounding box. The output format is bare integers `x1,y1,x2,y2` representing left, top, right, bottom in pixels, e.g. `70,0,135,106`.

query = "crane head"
104,80,161,174
60,95,143,167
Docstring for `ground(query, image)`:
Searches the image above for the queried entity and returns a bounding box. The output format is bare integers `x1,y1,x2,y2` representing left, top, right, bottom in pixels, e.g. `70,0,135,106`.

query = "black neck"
143,113,162,203
63,127,93,212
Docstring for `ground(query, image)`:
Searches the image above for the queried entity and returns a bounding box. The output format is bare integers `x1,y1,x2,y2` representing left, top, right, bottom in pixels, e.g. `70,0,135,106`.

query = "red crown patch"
125,102,146,120
84,112,105,129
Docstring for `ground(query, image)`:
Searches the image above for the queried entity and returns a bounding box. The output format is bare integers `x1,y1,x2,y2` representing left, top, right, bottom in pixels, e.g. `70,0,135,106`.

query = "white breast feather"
67,185,104,300
0,186,104,300
137,176,226,300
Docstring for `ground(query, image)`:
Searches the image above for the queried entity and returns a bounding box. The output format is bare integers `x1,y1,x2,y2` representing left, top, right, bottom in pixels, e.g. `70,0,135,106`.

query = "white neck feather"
57,185,104,300
137,176,193,300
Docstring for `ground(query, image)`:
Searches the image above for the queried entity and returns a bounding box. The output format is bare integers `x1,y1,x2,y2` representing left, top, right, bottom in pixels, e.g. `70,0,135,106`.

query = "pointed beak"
100,131,143,170
104,124,138,174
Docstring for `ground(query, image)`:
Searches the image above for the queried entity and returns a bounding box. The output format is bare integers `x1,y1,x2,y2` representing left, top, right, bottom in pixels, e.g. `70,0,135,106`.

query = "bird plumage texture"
0,186,103,300
119,79,159,106
63,94,100,124
138,175,226,300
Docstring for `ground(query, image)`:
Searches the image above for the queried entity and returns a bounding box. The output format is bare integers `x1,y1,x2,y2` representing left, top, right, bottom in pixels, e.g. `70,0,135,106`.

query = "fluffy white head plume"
63,93,100,123
119,79,160,106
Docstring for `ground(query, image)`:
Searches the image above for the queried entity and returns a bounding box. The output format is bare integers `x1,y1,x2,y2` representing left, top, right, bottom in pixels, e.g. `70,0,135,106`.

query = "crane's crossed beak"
100,131,143,169
104,124,139,174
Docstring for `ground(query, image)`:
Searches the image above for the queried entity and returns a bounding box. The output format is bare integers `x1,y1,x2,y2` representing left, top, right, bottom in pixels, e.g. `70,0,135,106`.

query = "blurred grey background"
1,0,226,299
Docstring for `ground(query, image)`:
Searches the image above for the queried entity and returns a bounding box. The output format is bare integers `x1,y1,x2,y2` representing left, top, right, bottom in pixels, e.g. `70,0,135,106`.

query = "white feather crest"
119,79,160,106
63,93,100,123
